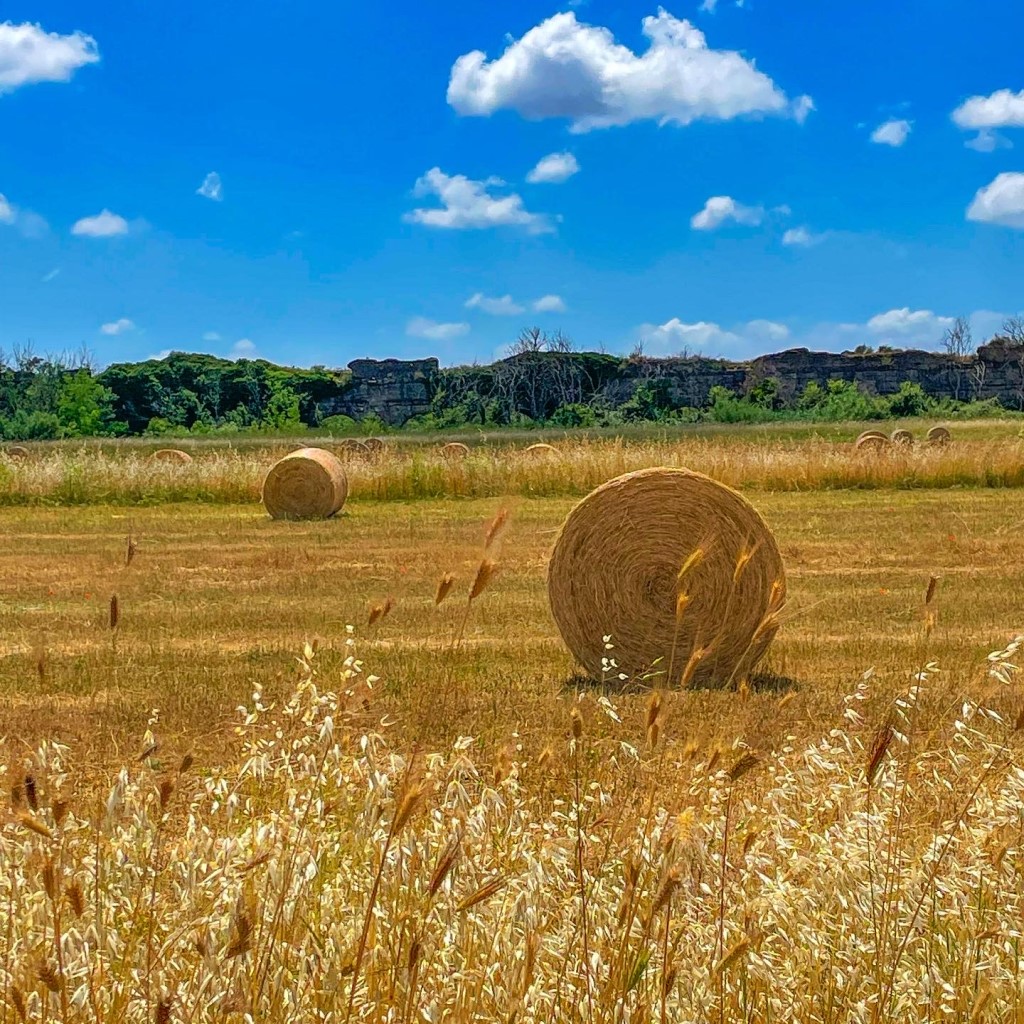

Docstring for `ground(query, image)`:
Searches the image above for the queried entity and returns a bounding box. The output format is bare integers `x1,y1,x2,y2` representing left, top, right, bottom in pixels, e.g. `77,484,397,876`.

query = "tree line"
0,321,1022,440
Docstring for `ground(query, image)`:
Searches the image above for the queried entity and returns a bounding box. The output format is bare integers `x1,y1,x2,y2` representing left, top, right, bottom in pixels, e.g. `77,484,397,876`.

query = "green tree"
56,371,124,436
260,383,302,430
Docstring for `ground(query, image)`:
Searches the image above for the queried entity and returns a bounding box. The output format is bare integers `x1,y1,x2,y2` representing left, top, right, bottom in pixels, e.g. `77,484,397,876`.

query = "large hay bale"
440,441,470,460
927,425,951,446
547,467,785,687
262,447,348,520
855,433,890,453
890,428,914,446
5,445,28,460
150,449,193,464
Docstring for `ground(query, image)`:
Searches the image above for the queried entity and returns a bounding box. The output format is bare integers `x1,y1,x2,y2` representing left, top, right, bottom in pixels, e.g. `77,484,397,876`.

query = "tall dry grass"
5,432,1024,506
2,631,1024,1022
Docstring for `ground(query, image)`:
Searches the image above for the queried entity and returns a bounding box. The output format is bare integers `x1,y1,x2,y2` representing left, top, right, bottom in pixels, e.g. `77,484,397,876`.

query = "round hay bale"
5,445,28,460
338,439,372,460
522,442,558,458
440,441,470,460
363,437,386,454
927,425,951,446
890,428,914,446
262,447,348,521
547,467,785,688
855,429,888,444
855,434,890,453
150,448,193,464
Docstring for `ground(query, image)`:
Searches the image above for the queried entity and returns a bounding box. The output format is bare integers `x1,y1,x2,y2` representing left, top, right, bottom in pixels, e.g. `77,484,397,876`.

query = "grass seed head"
24,773,38,812
66,879,85,918
469,559,498,601
434,572,456,605
457,875,505,912
728,752,760,783
484,507,510,550
866,718,895,785
11,985,26,1022
570,706,584,742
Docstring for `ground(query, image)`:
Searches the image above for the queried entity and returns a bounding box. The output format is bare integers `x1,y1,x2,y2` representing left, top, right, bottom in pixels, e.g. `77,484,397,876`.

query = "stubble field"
3,424,1024,1021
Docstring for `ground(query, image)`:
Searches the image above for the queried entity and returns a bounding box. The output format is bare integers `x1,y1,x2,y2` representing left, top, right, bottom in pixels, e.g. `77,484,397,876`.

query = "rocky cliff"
324,341,1024,425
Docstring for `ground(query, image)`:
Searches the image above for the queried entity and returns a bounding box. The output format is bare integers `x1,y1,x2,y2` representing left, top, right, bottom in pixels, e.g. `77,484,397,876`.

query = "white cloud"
782,225,829,247
231,339,256,358
526,151,580,184
71,209,128,237
699,0,719,10
638,318,739,356
953,89,1024,131
865,308,954,346
465,292,525,316
967,172,1024,228
202,331,222,342
0,192,48,238
534,294,567,313
964,129,1012,153
870,119,911,147
100,317,135,335
638,317,789,357
447,9,810,132
406,317,471,341
405,167,553,233
691,195,764,230
0,22,99,95
637,308,1013,360
41,267,60,283
197,171,223,202
745,319,791,343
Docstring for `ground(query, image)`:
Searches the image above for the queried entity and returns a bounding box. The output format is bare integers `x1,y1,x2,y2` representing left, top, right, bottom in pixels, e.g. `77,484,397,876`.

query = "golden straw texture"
890,428,914,446
150,449,193,464
547,467,785,687
927,425,952,446
261,447,349,520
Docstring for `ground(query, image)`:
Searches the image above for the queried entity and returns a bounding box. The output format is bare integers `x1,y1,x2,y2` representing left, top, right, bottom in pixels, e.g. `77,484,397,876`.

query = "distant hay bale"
547,467,785,687
338,439,372,460
927,425,952,446
440,442,470,460
854,433,890,453
363,437,386,454
150,449,193,464
5,445,28,460
522,443,558,458
890,428,914,446
262,447,348,521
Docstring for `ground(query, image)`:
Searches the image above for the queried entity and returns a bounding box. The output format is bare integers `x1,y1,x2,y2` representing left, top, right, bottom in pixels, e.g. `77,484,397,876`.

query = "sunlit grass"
3,420,1024,506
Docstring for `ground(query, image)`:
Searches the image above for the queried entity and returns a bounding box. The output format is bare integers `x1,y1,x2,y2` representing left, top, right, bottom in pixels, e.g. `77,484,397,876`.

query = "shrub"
549,402,598,428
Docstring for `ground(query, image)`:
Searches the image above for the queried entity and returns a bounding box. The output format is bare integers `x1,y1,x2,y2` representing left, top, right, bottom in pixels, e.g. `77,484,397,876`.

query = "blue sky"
1,1,1023,369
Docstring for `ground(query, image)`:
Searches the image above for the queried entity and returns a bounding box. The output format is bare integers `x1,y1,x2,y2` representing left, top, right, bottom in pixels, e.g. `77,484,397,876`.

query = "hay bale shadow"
560,669,800,696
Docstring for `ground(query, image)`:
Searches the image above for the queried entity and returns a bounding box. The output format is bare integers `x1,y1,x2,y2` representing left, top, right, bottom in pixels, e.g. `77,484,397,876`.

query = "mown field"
3,425,1024,1021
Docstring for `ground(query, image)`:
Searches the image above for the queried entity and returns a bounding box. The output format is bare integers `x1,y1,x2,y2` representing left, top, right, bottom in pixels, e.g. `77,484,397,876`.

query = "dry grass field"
3,428,1024,1021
